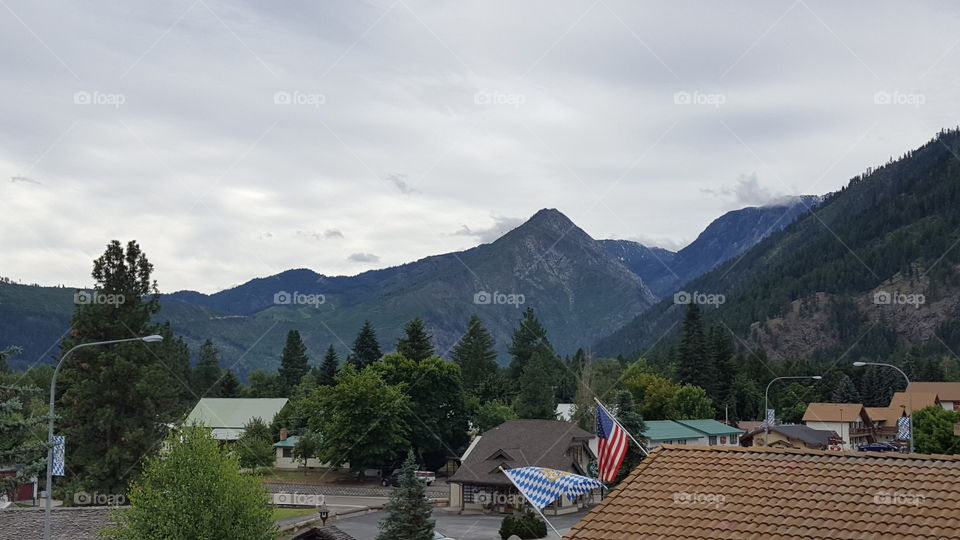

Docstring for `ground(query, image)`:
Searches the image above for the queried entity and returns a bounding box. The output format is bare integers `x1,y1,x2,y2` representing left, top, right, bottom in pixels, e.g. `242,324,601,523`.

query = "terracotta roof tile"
565,445,960,539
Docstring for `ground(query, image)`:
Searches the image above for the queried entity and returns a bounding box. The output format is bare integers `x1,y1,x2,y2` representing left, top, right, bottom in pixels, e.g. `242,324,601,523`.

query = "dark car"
381,472,401,487
858,442,899,452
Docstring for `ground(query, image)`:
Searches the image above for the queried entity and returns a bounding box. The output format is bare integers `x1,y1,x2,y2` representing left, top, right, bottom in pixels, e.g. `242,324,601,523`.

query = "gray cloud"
1,1,958,292
452,215,526,244
701,173,792,208
348,252,379,263
11,176,41,185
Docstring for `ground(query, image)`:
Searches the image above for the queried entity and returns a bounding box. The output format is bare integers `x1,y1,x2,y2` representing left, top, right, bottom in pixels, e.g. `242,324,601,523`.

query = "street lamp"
764,376,823,444
853,361,913,453
44,335,163,540
318,504,330,526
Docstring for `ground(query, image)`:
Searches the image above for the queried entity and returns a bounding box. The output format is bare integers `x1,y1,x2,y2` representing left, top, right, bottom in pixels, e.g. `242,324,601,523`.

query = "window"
729,434,739,445
708,436,717,445
282,447,292,458
676,439,687,445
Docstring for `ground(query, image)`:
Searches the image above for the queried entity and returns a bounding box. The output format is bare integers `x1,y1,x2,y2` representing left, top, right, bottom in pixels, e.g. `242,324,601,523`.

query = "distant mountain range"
0,198,814,375
596,128,960,365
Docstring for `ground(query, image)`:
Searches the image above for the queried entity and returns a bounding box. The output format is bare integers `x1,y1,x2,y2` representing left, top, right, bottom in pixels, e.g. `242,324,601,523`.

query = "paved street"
266,482,447,498
334,507,589,540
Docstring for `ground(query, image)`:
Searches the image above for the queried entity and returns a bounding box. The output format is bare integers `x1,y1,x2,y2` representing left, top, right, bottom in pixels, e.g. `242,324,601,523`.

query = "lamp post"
318,504,330,526
44,335,163,540
764,376,823,445
853,361,913,453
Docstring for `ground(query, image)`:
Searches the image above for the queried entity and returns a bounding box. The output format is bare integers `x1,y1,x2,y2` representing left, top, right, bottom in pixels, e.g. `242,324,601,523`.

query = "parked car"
381,470,435,487
858,442,899,452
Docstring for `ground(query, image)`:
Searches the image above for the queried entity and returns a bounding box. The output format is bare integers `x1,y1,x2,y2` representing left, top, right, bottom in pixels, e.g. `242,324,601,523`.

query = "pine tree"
507,307,552,381
347,320,383,369
313,345,339,386
450,315,499,392
676,303,710,389
830,373,863,403
377,450,435,540
219,369,242,398
611,391,647,485
278,330,310,390
58,240,185,495
193,339,223,397
0,381,50,495
708,326,735,404
396,317,435,361
513,349,557,419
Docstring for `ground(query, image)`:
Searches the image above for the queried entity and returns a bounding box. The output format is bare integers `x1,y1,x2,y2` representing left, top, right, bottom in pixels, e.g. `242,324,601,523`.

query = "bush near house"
499,510,548,539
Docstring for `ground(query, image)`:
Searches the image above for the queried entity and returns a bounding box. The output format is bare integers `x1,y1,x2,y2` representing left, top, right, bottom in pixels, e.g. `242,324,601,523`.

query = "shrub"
499,509,548,539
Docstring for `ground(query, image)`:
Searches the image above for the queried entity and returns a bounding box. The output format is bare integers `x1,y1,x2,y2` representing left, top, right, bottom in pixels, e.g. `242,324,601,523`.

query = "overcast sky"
2,1,958,293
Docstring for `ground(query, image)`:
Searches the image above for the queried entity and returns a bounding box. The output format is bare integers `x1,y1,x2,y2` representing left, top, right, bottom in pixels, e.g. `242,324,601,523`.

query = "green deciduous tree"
307,365,409,474
245,370,285,398
278,330,310,391
668,384,714,420
914,405,960,454
0,380,50,495
451,315,499,393
377,450,435,540
235,417,275,469
347,321,383,369
471,400,518,433
292,431,321,469
396,317,435,361
101,425,275,540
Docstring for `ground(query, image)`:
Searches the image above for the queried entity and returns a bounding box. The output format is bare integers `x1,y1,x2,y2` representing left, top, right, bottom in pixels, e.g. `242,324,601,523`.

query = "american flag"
596,406,628,482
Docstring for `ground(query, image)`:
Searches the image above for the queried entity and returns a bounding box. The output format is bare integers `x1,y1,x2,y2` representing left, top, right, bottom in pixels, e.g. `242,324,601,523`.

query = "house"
802,403,873,450
863,407,901,444
273,428,338,469
566,445,960,538
184,398,288,441
907,382,960,410
447,419,596,515
739,424,842,450
0,466,36,504
675,419,743,446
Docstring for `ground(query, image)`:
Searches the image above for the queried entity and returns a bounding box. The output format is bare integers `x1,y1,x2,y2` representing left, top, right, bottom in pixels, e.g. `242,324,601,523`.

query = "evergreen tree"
193,339,223,397
58,240,184,495
397,317,435,361
347,320,383,369
611,391,647,484
245,370,285,398
377,450,435,540
507,307,552,381
513,349,556,419
219,369,242,398
676,303,712,393
0,381,50,495
830,374,863,403
450,315,499,392
313,344,339,386
708,326,736,404
278,330,310,391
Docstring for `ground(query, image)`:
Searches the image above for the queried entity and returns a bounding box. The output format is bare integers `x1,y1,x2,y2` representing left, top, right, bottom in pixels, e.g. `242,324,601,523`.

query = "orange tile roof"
801,402,867,423
907,382,960,401
565,445,960,539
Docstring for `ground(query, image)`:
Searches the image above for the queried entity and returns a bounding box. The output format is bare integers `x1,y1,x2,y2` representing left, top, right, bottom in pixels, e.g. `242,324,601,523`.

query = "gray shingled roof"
448,419,594,487
741,424,838,449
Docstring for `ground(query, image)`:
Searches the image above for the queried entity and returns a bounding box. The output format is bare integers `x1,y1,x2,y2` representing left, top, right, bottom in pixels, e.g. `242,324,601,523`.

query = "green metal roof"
642,420,704,441
184,398,288,429
273,435,300,448
675,419,744,436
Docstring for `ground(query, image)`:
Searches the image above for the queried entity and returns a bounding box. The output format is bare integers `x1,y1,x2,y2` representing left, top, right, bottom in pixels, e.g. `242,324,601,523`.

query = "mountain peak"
523,208,578,233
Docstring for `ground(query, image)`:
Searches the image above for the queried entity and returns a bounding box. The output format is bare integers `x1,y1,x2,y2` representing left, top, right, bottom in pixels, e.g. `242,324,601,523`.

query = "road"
333,506,589,540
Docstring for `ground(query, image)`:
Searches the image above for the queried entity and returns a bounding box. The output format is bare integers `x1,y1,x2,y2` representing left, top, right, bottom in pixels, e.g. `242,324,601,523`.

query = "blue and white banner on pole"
501,467,605,510
897,417,912,440
51,436,65,476
765,409,776,427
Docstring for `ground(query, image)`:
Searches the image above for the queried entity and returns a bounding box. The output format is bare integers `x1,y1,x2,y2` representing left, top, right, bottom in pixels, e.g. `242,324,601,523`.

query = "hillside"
596,128,960,364
601,196,819,298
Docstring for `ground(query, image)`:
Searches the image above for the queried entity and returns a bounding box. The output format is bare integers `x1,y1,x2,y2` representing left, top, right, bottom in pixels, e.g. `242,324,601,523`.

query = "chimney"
279,427,288,441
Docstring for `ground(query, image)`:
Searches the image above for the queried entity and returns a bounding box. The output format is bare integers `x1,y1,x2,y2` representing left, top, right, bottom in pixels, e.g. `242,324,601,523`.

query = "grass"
271,506,319,521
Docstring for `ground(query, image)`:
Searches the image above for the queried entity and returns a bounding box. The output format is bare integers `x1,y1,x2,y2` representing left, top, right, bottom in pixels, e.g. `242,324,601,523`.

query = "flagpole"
498,466,564,539
594,397,648,457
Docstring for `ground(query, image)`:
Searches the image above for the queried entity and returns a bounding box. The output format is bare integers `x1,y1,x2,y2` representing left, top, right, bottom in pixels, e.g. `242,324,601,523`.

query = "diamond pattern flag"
501,467,605,510
897,417,912,440
51,436,65,476
765,408,776,427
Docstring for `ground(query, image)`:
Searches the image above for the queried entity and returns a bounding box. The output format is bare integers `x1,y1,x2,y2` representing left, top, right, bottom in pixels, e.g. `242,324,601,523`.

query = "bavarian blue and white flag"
501,467,605,510
897,417,912,440
765,408,776,427
51,436,65,476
